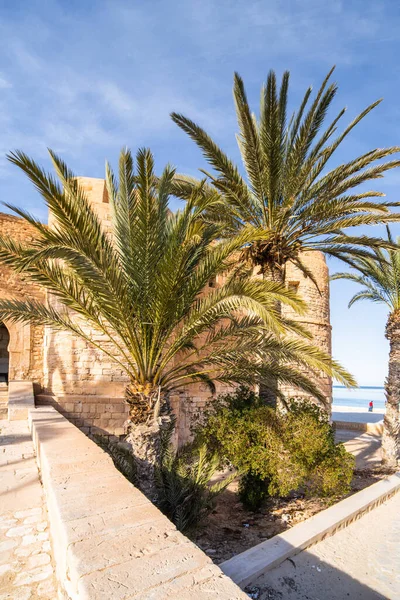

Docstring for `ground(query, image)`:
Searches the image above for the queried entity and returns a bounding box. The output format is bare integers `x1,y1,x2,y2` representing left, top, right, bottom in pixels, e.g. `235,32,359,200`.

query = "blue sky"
1,0,400,386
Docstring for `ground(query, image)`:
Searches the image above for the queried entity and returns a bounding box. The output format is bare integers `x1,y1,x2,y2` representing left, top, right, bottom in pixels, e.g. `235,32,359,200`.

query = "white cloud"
0,76,12,89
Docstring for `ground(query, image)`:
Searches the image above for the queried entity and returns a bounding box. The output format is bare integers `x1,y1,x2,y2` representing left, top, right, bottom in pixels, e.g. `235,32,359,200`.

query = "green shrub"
197,388,354,509
155,442,235,532
239,471,271,511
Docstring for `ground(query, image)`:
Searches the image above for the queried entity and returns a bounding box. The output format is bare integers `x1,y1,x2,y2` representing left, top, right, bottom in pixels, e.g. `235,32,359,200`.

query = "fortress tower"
0,178,332,442
281,251,332,405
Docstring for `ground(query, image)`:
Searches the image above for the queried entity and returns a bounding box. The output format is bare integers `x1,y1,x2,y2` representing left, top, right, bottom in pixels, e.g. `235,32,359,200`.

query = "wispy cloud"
0,0,399,192
0,76,12,89
0,0,399,384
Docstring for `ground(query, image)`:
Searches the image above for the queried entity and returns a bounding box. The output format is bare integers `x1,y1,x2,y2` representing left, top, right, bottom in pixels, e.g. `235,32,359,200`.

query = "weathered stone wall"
281,251,332,405
0,213,45,385
173,253,332,444
41,179,332,441
0,178,328,443
43,179,128,436
0,190,333,440
36,392,128,437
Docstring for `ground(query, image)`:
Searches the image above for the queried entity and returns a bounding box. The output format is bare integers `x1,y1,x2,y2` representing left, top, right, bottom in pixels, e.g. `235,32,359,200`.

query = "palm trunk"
382,312,400,467
124,386,172,499
126,421,163,499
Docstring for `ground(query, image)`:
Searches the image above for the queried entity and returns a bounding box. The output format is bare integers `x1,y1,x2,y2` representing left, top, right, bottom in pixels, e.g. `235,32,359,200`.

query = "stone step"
0,384,8,418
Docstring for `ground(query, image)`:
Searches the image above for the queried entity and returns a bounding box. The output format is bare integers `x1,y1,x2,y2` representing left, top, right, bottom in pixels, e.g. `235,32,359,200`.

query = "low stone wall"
333,419,384,435
36,393,128,437
8,380,35,420
29,406,247,599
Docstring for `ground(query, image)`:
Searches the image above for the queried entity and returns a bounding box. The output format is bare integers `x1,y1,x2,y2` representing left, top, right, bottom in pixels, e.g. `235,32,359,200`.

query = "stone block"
29,404,247,600
8,381,35,421
77,543,211,600
66,521,181,586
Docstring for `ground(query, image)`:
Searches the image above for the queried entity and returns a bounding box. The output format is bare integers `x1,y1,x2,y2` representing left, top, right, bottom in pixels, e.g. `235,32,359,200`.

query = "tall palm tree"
171,67,400,286
0,148,354,494
332,227,400,467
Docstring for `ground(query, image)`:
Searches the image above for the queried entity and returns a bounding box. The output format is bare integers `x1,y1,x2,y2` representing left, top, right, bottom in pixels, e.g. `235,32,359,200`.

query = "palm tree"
171,66,400,286
332,227,400,467
0,148,354,495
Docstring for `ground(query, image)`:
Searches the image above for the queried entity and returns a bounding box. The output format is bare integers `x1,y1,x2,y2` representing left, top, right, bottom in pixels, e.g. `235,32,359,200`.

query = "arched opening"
0,322,10,384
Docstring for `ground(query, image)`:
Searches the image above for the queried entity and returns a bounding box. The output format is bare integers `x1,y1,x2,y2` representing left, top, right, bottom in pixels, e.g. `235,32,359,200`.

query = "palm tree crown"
171,67,400,282
332,226,400,313
0,148,354,420
332,227,400,467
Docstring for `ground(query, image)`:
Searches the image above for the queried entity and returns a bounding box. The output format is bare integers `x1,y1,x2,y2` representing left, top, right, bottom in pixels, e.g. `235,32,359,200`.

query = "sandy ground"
332,404,384,424
252,491,400,600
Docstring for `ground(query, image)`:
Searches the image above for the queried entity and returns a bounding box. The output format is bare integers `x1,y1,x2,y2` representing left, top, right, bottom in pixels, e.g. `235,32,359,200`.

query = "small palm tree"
0,148,354,494
171,67,400,285
332,227,400,467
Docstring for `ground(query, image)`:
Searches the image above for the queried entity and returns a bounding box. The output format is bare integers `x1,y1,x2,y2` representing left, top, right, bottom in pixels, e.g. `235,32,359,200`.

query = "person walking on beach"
368,400,374,412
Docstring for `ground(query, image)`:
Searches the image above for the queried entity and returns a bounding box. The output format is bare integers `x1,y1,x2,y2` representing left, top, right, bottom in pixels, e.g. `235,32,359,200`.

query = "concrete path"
254,491,400,600
0,419,57,599
335,429,382,469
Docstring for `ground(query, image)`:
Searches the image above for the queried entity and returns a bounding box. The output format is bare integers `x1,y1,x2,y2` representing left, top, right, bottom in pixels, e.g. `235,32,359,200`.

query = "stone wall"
0,213,45,385
281,251,332,404
37,392,129,437
42,179,128,436
0,180,331,442
42,179,332,441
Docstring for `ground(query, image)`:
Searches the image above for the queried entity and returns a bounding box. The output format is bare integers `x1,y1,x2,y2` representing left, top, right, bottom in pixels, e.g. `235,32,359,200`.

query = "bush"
155,441,235,532
196,388,354,509
238,471,271,511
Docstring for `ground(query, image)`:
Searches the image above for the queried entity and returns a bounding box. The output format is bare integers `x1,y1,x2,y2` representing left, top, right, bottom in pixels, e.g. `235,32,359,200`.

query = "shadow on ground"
249,549,389,599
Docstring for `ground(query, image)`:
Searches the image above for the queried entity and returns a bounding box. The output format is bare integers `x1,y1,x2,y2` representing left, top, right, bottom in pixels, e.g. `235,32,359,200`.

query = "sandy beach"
332,404,384,423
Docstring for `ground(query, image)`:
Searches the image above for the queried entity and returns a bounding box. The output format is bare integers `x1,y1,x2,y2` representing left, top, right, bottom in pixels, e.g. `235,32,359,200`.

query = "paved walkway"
0,419,57,600
336,428,382,469
255,491,400,599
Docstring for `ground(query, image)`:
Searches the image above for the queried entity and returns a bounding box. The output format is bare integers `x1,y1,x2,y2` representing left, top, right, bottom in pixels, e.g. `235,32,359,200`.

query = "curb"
334,420,383,435
220,471,400,588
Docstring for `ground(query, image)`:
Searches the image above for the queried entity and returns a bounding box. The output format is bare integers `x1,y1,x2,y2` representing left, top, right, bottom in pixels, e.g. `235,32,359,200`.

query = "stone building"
0,178,332,444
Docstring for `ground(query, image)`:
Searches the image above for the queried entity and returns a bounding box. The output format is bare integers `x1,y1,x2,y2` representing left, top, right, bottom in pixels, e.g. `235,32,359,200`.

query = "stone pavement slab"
0,419,57,599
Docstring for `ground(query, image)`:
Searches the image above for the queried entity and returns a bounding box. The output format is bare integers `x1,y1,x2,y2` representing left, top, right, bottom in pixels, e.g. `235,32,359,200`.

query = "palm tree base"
382,407,400,468
126,421,162,499
126,416,174,500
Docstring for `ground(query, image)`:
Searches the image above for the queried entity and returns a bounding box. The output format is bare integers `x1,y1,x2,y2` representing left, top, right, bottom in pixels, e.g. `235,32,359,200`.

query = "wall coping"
8,381,35,421
29,405,247,600
220,471,400,588
333,420,384,435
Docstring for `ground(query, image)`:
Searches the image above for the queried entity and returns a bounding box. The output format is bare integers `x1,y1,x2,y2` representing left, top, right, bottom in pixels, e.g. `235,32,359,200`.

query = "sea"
333,386,386,410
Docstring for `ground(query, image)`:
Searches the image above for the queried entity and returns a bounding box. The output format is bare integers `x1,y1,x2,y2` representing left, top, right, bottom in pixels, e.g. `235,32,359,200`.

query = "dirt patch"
191,468,393,564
